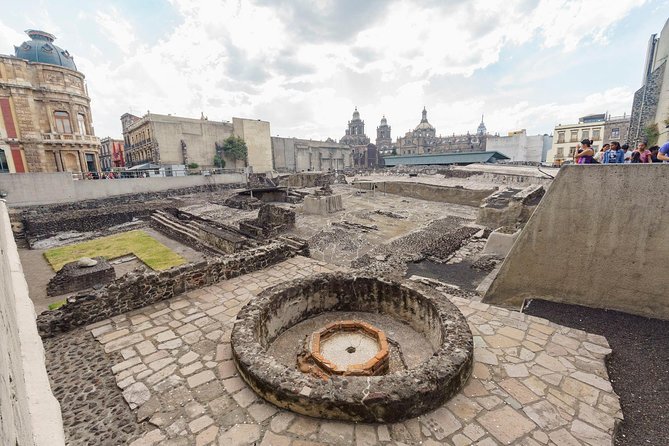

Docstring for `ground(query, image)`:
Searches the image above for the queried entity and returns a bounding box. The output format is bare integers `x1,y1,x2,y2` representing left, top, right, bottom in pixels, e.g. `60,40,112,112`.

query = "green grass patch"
48,299,67,310
44,229,186,272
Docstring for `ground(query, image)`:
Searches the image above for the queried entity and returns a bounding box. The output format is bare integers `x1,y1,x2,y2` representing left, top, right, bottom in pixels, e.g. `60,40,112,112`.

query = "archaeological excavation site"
1,163,667,446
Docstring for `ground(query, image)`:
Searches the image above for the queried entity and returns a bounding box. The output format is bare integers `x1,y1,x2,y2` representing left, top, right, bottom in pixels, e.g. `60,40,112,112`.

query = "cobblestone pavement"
86,256,622,446
44,327,150,445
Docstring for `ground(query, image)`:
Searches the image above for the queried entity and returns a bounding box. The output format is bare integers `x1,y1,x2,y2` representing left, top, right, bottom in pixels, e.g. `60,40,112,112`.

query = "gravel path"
523,299,669,446
44,328,149,445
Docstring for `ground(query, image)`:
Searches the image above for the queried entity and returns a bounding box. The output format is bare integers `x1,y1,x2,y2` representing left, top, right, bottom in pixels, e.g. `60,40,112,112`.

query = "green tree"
221,136,248,164
213,154,226,168
643,124,659,146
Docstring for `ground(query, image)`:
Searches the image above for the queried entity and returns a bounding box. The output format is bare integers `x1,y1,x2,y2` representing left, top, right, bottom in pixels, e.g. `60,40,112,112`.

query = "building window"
570,130,578,142
54,111,72,134
582,129,589,140
569,146,576,157
611,127,620,139
0,149,9,173
557,131,565,143
85,153,96,172
557,147,564,158
592,129,601,140
77,113,87,135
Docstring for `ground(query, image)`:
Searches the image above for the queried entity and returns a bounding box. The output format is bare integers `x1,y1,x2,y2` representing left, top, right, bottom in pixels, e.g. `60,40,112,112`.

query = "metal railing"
71,167,244,180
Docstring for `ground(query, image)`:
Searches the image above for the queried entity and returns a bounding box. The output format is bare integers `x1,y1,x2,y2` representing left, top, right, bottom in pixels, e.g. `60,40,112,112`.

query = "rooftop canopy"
383,151,510,167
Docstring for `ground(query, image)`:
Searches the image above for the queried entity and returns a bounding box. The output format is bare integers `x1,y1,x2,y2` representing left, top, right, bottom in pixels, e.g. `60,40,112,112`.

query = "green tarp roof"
383,151,510,166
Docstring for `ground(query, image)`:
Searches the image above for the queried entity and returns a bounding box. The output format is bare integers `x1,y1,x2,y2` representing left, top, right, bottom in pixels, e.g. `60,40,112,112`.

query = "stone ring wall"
231,273,473,423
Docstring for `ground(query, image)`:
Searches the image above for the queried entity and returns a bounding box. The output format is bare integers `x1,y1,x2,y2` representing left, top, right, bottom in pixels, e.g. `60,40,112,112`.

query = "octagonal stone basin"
310,320,389,376
231,273,473,423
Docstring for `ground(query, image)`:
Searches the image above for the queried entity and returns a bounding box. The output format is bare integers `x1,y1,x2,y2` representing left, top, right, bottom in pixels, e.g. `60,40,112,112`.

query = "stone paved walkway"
86,256,622,446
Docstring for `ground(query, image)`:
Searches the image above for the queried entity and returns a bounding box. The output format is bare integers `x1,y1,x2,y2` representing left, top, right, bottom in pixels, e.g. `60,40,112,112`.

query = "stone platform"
84,256,621,446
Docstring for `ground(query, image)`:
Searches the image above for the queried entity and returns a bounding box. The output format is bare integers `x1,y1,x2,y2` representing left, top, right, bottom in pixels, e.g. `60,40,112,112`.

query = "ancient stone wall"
46,257,115,296
0,200,65,445
36,242,296,338
12,182,245,241
352,181,495,207
629,61,665,145
476,185,544,229
239,204,295,238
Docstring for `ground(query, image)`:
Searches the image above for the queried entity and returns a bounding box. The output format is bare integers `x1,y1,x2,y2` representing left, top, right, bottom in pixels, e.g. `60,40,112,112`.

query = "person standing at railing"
603,141,624,164
574,139,595,164
658,141,669,163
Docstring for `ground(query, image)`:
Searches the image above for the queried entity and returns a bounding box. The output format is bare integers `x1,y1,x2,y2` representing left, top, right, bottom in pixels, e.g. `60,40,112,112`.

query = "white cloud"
0,0,650,140
94,8,137,54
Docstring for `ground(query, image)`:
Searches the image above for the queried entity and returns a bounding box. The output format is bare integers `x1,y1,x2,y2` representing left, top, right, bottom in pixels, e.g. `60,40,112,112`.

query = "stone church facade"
0,30,100,174
397,108,487,155
339,108,381,167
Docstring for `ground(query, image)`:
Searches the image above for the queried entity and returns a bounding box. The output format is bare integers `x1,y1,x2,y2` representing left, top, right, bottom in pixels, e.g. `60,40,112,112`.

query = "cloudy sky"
1,0,668,141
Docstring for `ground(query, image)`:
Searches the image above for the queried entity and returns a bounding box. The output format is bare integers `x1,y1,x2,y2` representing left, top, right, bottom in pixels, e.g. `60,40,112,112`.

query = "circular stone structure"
231,273,473,422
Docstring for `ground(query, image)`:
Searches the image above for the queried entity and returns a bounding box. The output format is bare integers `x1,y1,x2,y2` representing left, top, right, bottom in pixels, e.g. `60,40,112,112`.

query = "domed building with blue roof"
0,29,100,173
14,30,78,71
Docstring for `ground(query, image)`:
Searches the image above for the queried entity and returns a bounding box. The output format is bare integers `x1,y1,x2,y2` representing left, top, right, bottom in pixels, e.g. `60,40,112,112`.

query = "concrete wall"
150,116,235,167
353,181,495,207
484,164,669,320
0,172,245,206
233,118,273,173
271,137,352,172
0,200,65,445
486,132,552,163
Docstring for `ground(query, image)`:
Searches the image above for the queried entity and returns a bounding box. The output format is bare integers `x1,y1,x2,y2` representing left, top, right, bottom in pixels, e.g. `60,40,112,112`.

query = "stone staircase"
150,210,227,255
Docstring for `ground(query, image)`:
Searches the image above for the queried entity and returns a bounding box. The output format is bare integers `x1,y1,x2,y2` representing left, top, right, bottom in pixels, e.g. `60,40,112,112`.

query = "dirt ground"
523,299,669,446
285,184,478,266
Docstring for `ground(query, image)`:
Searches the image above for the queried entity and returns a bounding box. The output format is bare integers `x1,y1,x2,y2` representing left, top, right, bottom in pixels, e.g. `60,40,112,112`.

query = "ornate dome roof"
414,107,435,131
14,30,77,71
352,107,361,121
380,115,388,126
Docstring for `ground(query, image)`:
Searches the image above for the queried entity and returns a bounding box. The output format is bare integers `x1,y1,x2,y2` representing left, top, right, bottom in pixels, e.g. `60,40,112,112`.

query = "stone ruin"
46,257,115,296
477,185,545,229
303,183,344,215
239,204,296,238
150,209,251,255
231,273,473,422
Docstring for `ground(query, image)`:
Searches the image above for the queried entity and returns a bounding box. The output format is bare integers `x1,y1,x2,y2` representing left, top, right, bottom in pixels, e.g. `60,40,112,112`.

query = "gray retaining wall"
0,200,65,445
484,164,669,320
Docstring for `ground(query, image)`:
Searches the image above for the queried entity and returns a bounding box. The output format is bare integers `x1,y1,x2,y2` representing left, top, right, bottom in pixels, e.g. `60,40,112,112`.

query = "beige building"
121,113,273,172
272,137,352,172
548,114,631,165
0,30,100,174
548,114,606,165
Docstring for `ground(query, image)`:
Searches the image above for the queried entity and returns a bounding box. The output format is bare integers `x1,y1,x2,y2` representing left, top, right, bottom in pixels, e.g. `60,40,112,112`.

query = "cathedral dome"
380,115,387,126
352,107,361,121
414,107,435,131
14,30,77,71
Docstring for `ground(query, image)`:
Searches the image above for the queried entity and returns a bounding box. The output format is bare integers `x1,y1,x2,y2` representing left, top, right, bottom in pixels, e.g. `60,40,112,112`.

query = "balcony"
41,133,100,145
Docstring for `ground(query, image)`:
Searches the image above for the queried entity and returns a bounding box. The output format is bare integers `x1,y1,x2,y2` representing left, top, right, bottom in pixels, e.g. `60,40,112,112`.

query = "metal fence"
71,167,245,180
